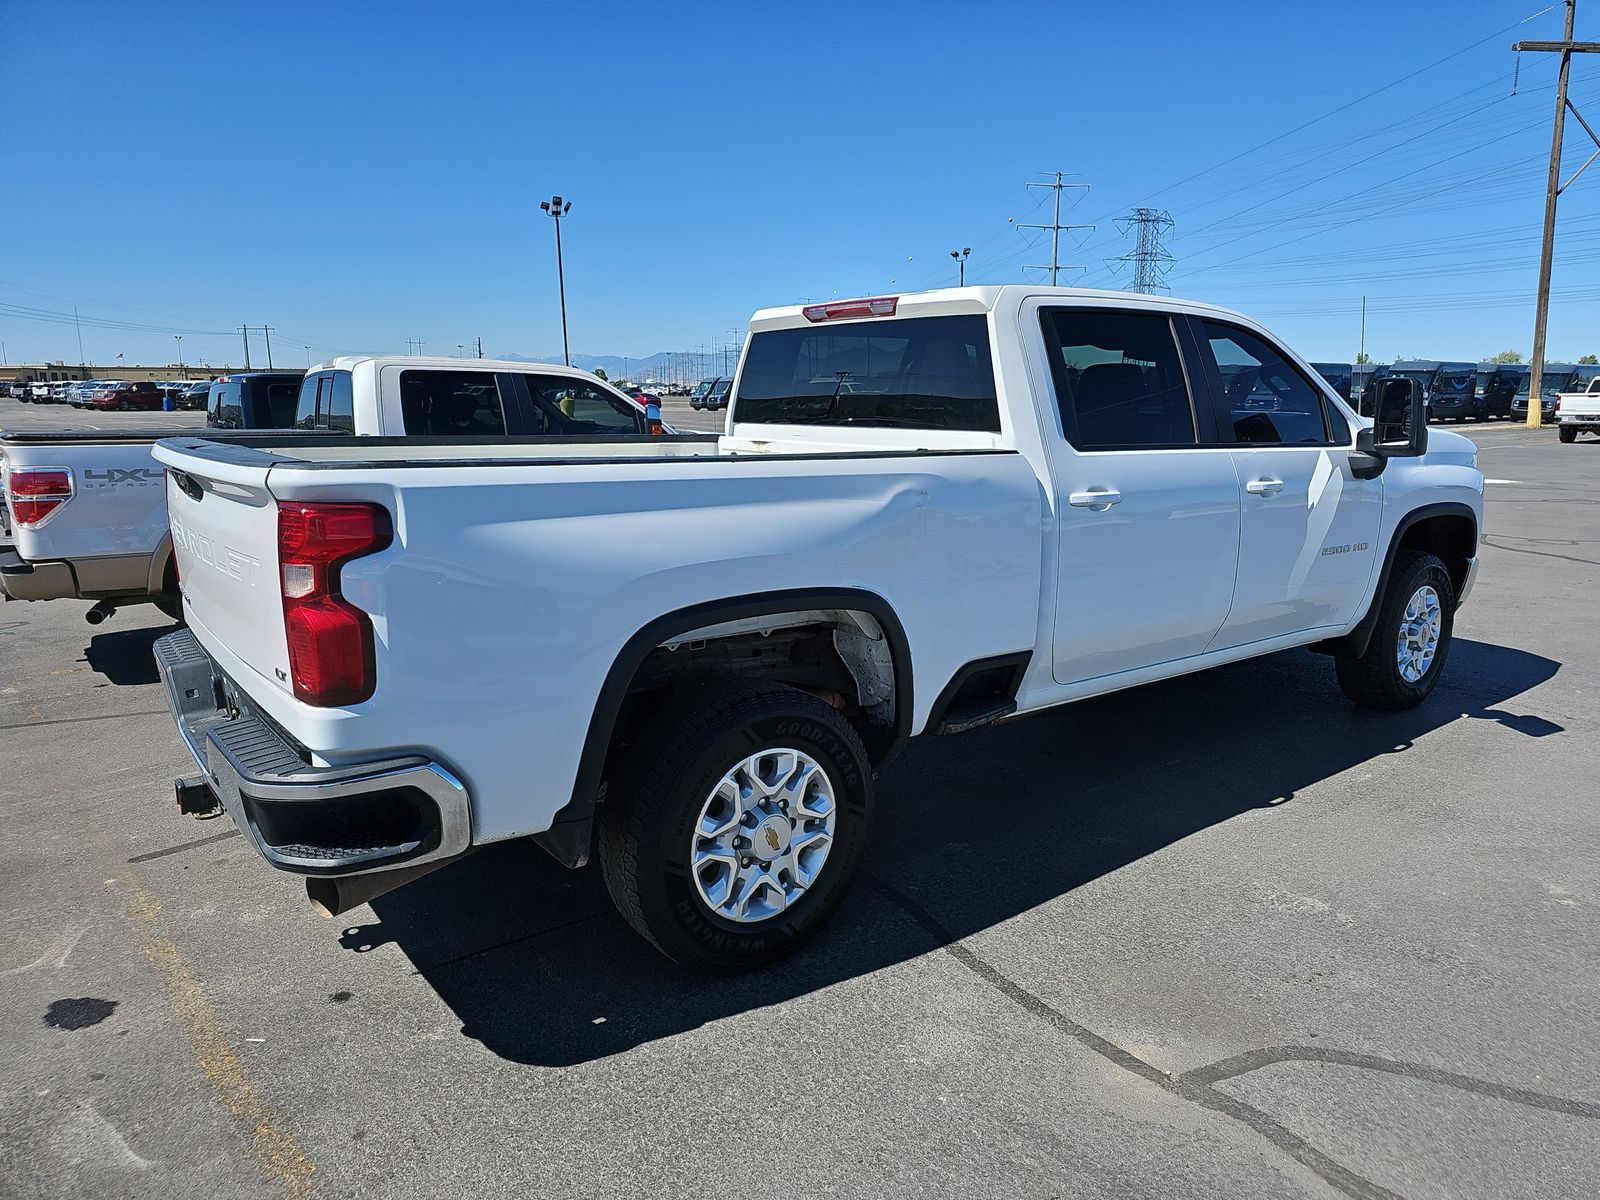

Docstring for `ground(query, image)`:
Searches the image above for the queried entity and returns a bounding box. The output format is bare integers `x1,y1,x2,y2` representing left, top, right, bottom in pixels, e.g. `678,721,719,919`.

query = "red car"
92,381,164,411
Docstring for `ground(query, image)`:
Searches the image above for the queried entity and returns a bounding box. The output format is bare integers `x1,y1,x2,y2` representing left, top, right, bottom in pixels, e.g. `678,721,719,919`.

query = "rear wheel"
1335,550,1456,710
1559,425,1577,443
598,681,872,971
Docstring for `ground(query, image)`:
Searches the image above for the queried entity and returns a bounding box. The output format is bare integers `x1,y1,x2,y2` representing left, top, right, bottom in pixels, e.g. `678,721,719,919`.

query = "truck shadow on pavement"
348,637,1559,1068
84,623,175,686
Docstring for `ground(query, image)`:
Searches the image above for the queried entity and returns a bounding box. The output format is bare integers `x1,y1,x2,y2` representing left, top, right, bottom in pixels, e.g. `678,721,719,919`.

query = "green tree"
592,366,608,381
1579,354,1598,365
1486,349,1524,364
1355,352,1371,364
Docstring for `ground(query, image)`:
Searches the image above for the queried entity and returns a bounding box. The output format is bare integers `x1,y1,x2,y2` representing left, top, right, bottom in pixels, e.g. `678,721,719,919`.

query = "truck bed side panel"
157,446,1045,844
2,440,167,566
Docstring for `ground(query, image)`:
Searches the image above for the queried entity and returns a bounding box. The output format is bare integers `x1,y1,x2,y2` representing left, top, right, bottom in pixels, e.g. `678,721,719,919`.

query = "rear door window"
1039,308,1197,449
399,370,507,435
734,314,1000,430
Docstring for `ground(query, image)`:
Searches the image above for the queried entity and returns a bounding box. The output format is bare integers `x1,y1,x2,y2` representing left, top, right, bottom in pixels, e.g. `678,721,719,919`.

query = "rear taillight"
277,502,392,706
7,467,73,527
802,296,898,322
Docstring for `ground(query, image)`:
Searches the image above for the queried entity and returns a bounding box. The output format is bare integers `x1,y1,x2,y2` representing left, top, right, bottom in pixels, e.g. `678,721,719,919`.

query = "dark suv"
206,372,305,429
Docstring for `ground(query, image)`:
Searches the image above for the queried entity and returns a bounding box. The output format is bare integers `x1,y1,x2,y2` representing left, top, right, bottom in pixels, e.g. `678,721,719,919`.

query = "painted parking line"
1485,479,1522,485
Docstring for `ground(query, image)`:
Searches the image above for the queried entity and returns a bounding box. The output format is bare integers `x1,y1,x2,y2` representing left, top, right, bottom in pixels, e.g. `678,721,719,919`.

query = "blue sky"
3,0,1597,369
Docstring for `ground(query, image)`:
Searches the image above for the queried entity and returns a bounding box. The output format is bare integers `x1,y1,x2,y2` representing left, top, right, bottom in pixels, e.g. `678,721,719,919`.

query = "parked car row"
8,378,217,410
1318,360,1600,423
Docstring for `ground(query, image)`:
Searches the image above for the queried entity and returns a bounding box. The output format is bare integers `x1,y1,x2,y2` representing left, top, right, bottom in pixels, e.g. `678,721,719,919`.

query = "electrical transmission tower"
1020,172,1092,285
1113,208,1175,293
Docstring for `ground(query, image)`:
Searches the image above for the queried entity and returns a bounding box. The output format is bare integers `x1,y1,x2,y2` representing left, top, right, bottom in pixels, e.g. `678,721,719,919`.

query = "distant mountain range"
499,351,724,382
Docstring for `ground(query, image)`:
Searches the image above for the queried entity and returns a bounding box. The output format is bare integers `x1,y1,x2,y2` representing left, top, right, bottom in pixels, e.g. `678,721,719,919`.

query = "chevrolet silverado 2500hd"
0,357,662,619
149,287,1483,970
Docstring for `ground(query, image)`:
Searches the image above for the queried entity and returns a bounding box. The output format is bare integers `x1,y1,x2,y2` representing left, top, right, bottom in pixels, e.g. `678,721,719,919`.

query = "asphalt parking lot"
1,404,1596,1199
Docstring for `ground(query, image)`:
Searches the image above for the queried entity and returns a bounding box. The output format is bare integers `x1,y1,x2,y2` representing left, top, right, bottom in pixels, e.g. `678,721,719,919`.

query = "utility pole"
1515,0,1600,426
1114,208,1177,293
263,326,274,369
476,336,483,359
1360,295,1367,362
175,335,184,380
1021,172,1092,285
241,325,251,370
74,306,86,366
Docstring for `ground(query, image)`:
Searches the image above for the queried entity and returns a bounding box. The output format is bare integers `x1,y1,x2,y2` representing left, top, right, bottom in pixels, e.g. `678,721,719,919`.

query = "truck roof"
308,355,606,381
747,285,1266,333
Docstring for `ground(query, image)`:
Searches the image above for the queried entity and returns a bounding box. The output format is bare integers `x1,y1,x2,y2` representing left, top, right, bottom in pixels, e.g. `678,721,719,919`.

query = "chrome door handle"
1068,488,1122,509
1245,477,1285,496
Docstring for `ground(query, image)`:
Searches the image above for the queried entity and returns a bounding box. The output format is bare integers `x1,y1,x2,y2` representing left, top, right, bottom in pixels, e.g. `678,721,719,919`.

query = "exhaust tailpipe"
305,854,467,918
85,599,117,625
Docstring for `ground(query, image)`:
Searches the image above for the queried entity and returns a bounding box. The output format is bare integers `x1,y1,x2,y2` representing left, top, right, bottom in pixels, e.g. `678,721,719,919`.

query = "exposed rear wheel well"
609,609,900,773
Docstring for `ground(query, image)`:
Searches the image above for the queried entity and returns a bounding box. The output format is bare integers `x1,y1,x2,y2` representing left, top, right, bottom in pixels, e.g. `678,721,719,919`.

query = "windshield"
1390,369,1435,383
734,314,1000,430
1543,371,1576,393
1433,371,1473,393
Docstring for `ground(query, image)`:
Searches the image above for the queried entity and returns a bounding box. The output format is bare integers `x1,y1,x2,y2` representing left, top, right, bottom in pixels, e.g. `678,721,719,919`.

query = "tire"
1335,550,1456,710
118,399,130,411
1559,425,1577,443
598,680,873,971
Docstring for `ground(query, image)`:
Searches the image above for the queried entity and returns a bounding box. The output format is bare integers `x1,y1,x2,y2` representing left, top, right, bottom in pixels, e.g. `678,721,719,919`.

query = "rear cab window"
207,382,242,428
295,371,356,433
733,314,1000,431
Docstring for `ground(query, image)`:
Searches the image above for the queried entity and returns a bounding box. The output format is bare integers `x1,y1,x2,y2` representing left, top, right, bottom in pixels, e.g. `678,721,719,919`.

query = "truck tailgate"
162,450,293,698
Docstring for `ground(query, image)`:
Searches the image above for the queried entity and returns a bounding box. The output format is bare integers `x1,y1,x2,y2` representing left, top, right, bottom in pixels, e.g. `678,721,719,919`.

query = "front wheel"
1559,425,1577,443
598,681,873,971
1335,550,1456,710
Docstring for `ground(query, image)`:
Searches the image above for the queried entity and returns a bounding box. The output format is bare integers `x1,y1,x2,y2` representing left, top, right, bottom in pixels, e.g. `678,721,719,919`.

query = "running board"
937,697,1018,735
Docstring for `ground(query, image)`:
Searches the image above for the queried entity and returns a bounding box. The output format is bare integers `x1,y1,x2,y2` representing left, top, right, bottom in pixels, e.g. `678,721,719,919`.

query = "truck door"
1190,318,1383,647
1031,303,1242,685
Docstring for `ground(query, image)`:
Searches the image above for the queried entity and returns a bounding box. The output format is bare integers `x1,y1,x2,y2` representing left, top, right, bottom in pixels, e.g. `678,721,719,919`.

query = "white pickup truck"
149,286,1483,971
1555,374,1600,442
0,357,663,621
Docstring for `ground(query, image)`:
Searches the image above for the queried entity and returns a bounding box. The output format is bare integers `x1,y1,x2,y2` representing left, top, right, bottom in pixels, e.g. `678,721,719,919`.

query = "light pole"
950,246,971,286
174,335,185,380
458,343,464,359
539,195,573,365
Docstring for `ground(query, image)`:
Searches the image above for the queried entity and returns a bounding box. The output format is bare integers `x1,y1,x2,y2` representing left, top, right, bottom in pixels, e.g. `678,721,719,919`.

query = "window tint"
265,382,299,428
207,382,242,428
734,315,1000,431
294,372,324,429
399,370,506,436
1201,322,1331,445
1041,308,1195,448
521,376,641,435
324,371,354,433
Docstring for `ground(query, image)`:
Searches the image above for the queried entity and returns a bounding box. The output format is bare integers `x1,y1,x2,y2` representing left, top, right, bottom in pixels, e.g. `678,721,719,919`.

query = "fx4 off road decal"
81,467,164,489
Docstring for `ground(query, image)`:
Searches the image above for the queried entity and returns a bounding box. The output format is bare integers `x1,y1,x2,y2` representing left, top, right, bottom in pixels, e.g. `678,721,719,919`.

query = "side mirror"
1352,378,1427,478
